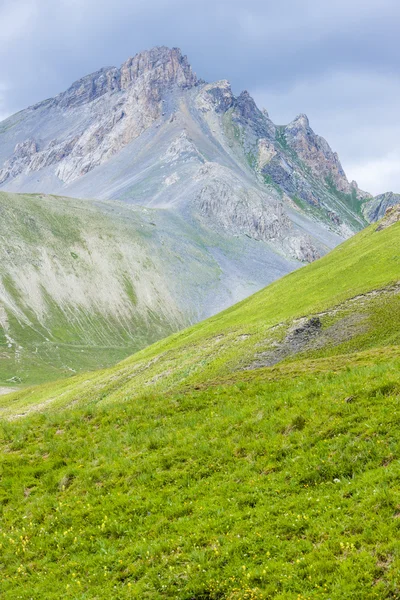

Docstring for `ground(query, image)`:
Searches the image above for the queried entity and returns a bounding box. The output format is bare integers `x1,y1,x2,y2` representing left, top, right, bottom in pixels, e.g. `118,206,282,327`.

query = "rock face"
363,191,400,222
0,46,369,265
284,114,359,196
261,115,371,215
0,139,38,185
0,47,198,186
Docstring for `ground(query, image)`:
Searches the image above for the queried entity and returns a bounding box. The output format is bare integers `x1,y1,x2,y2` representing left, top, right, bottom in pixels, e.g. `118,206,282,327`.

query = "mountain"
0,208,399,598
0,191,300,386
0,47,368,262
0,47,373,384
363,191,400,222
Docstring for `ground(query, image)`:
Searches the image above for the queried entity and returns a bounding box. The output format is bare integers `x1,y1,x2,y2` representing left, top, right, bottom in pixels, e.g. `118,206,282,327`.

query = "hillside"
0,209,399,599
3,205,399,417
0,191,302,387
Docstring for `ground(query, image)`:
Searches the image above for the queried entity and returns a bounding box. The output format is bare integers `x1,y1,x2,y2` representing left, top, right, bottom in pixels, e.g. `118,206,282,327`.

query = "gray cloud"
0,0,399,193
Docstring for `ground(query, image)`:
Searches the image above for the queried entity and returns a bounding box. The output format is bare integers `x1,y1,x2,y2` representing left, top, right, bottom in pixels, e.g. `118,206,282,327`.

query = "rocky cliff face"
0,47,198,186
0,46,368,265
376,203,400,231
259,114,371,218
363,191,400,222
283,114,361,197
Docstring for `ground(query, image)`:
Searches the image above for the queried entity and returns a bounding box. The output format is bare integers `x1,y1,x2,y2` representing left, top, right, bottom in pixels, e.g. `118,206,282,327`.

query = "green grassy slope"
1,350,400,599
0,215,399,599
2,215,399,418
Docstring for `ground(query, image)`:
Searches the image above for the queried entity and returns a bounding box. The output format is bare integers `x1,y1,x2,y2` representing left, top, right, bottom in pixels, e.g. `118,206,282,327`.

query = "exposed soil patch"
245,283,400,371
0,387,15,396
247,316,321,369
247,313,368,369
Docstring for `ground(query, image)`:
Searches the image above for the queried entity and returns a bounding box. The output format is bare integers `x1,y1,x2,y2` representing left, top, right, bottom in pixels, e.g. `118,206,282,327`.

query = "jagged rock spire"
38,46,198,110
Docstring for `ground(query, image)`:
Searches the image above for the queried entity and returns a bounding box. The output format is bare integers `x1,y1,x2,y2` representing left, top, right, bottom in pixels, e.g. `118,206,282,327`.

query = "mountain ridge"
0,46,368,248
363,190,400,222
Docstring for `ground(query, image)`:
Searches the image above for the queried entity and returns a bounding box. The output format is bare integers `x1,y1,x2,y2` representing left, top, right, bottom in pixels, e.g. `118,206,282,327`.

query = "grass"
0,214,399,598
1,350,400,598
324,175,367,223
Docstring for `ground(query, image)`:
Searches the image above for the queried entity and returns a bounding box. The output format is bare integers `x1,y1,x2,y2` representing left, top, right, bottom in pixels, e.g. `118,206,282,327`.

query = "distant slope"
0,47,368,265
2,205,399,418
0,191,305,386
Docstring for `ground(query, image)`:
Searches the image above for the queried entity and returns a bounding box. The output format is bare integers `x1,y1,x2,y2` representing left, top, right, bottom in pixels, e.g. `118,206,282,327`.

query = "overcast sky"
0,0,399,194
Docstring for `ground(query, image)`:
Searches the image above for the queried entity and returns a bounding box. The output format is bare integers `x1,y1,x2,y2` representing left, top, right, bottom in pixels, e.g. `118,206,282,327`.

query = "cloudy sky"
0,0,399,194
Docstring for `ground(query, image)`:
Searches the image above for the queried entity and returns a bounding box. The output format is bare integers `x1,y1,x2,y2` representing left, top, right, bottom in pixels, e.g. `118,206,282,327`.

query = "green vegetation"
0,192,224,386
1,349,400,599
222,109,243,145
290,195,330,225
0,215,399,598
246,151,258,170
275,126,290,153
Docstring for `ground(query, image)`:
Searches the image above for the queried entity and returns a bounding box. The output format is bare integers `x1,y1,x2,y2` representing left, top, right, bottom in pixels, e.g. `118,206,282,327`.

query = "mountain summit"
0,47,199,187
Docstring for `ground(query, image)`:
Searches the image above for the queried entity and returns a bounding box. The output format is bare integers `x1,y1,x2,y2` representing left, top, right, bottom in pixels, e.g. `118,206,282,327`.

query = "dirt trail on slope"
0,387,15,396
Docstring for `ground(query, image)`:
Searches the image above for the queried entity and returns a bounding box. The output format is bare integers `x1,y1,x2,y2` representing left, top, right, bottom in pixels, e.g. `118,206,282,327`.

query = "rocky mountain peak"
363,191,400,222
33,66,121,110
120,46,198,91
33,46,198,112
283,114,366,199
0,47,201,187
0,46,372,243
234,90,276,139
196,80,234,113
236,91,259,119
288,113,310,131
